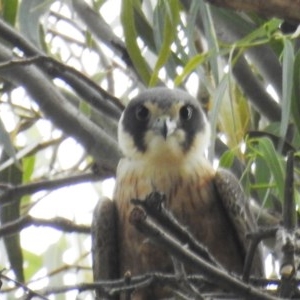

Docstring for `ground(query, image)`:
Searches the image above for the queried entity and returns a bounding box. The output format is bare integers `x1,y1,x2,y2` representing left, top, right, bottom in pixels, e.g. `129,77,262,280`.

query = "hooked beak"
153,116,177,139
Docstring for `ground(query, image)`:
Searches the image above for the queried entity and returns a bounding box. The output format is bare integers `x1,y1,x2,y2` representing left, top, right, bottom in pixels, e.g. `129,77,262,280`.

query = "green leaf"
252,137,285,202
198,1,219,84
149,0,180,86
79,101,92,117
219,149,235,169
295,190,300,209
21,155,36,211
291,50,300,135
0,151,24,282
0,116,18,167
234,18,281,48
0,142,39,173
208,75,229,160
252,155,272,207
174,53,207,86
121,0,151,84
1,0,18,25
22,155,35,184
18,0,51,49
133,4,156,52
280,39,294,141
23,250,43,280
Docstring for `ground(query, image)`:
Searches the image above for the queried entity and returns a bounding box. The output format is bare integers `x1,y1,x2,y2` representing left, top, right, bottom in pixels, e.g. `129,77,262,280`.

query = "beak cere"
153,116,177,139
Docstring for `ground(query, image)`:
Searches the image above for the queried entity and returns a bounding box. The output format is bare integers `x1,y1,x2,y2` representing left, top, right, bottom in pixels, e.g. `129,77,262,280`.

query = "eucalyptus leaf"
219,149,235,169
121,0,151,84
149,0,180,86
0,151,24,282
18,0,52,49
252,137,285,202
280,39,294,142
2,0,18,25
209,75,228,161
0,116,18,167
291,50,300,135
198,0,219,84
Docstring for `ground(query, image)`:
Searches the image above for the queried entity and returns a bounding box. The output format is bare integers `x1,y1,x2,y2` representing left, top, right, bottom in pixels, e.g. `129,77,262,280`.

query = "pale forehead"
143,101,184,118
131,88,197,107
129,87,200,109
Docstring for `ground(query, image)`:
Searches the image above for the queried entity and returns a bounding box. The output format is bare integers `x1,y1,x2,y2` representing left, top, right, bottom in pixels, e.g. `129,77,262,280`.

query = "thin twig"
0,56,123,119
129,206,278,300
0,172,103,206
278,151,297,298
204,0,300,23
0,272,49,300
131,192,222,268
8,272,284,298
0,215,90,237
243,226,278,281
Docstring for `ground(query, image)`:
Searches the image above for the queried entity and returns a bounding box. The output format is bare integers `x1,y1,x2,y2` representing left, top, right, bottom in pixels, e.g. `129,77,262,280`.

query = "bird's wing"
213,168,263,276
92,197,119,299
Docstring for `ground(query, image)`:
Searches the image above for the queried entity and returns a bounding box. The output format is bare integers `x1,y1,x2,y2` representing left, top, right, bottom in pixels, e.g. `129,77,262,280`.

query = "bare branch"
0,18,124,120
180,0,283,121
129,207,277,300
277,151,298,298
131,192,222,268
209,6,283,100
0,273,48,300
0,215,90,237
205,0,300,23
0,42,121,170
230,55,281,122
38,273,208,298
0,173,105,206
6,56,124,119
71,0,140,82
1,271,285,299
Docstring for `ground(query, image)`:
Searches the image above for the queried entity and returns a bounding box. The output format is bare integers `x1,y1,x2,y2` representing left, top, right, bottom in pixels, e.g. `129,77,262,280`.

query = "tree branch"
180,0,283,122
0,42,121,171
22,56,123,119
278,151,298,298
0,18,123,120
71,0,140,82
39,273,202,297
0,172,104,206
0,215,90,237
209,6,283,100
129,207,277,300
231,55,281,122
0,273,48,300
204,0,300,23
131,192,222,268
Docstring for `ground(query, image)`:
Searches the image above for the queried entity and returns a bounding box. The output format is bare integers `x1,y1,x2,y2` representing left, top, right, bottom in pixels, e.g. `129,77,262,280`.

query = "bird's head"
118,88,210,164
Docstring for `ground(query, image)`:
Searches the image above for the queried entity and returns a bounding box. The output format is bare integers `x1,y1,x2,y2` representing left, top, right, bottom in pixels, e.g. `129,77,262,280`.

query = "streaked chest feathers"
114,156,216,223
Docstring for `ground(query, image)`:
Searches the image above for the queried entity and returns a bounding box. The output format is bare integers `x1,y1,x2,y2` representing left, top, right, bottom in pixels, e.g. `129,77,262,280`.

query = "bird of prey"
92,87,262,299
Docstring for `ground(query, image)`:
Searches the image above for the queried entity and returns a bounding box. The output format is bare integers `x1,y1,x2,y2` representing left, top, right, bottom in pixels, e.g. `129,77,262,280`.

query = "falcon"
92,87,262,299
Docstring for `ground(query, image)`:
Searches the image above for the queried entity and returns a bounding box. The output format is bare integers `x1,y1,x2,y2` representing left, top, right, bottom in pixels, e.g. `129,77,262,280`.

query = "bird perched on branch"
92,87,262,299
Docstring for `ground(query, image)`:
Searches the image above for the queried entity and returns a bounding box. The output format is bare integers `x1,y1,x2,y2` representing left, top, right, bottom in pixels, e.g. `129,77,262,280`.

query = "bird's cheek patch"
118,130,140,158
175,129,186,146
188,127,211,157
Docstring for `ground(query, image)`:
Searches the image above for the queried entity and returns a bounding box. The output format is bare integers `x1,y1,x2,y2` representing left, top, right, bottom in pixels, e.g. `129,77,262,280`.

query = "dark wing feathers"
92,197,119,299
214,168,263,276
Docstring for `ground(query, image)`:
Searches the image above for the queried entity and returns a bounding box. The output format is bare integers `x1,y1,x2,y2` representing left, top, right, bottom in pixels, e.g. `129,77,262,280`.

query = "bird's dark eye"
135,105,150,121
180,105,193,120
